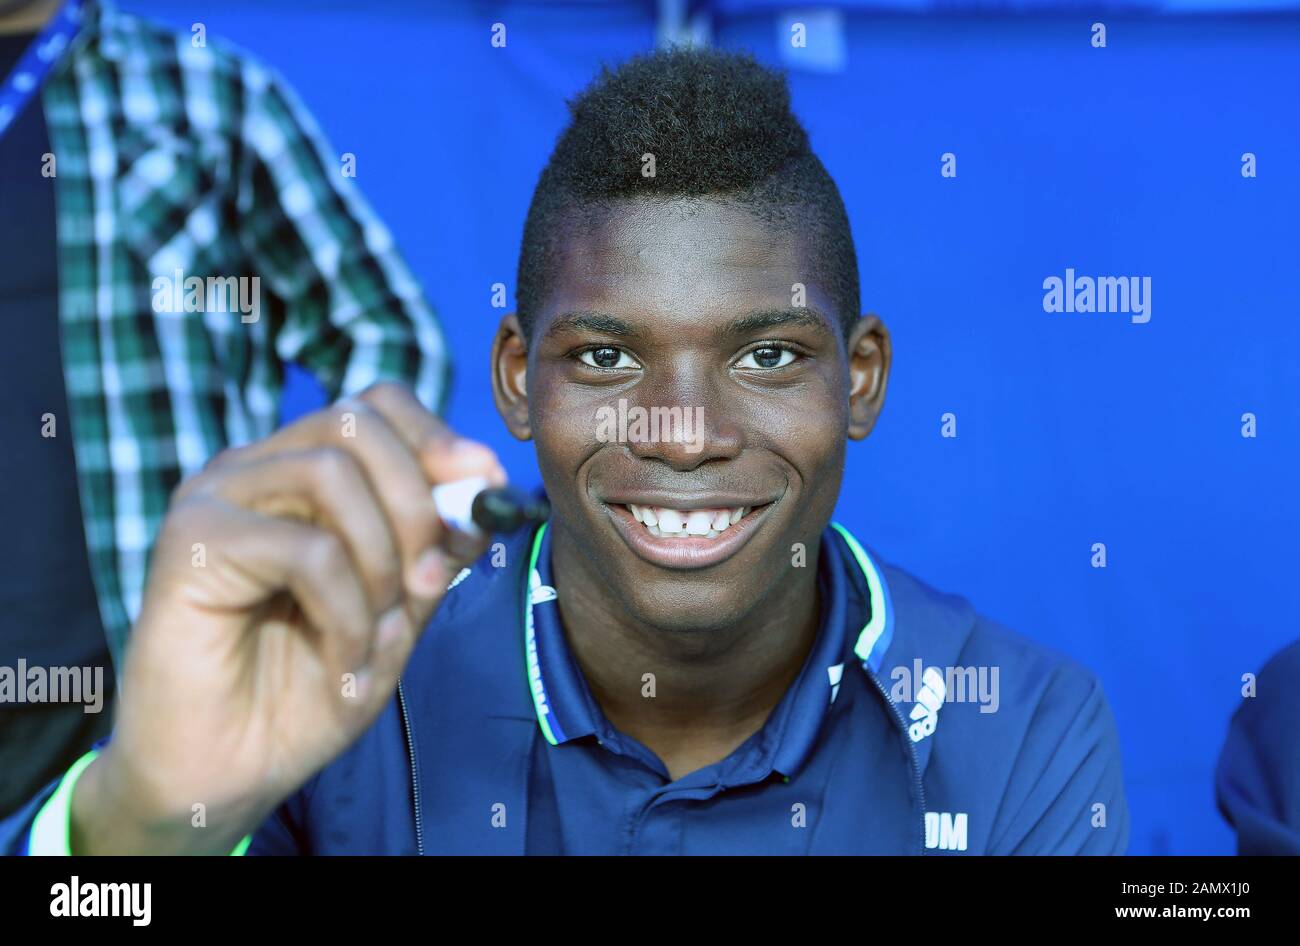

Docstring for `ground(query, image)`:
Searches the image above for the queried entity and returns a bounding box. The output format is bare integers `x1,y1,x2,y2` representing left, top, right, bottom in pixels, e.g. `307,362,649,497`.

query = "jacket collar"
523,522,867,782
404,519,980,782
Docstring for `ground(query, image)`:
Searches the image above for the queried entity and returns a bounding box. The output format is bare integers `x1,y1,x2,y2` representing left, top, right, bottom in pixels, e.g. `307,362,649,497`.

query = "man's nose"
622,389,743,472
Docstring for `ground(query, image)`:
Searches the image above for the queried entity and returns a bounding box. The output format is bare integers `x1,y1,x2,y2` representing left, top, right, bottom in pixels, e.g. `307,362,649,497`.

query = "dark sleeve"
0,769,313,856
246,783,317,856
987,666,1131,855
246,809,306,855
0,777,60,855
1216,640,1300,856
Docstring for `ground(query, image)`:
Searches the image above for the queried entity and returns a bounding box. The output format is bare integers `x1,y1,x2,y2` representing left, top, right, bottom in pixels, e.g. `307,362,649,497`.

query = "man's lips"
600,498,775,570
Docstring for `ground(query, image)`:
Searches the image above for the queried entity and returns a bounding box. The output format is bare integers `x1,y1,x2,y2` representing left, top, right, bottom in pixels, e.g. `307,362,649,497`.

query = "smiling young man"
1,48,1128,856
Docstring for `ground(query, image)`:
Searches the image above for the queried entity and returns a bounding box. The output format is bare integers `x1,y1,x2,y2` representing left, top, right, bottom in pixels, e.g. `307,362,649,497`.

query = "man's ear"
491,313,532,441
846,313,891,441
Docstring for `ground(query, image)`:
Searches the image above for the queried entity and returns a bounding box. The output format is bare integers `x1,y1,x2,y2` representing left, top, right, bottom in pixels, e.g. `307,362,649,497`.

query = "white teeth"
656,508,685,533
625,504,756,539
685,511,713,535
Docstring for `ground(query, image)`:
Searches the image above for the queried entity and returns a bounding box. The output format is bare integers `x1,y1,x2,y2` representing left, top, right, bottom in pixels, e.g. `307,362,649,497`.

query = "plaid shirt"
37,1,449,665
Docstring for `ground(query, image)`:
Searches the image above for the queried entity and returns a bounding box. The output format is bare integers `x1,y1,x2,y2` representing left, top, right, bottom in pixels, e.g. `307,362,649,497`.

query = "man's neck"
551,523,823,781
0,0,61,36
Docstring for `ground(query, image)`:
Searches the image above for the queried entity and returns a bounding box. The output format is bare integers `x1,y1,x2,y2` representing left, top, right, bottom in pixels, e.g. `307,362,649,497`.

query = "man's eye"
736,346,797,370
579,347,639,369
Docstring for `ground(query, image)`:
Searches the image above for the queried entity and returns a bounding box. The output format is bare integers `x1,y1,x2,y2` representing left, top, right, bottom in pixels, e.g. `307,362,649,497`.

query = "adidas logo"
907,666,946,743
529,570,557,605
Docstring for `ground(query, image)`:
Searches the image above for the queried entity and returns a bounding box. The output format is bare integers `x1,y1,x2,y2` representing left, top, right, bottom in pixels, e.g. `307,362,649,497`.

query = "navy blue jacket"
2,523,1129,855
1216,639,1300,855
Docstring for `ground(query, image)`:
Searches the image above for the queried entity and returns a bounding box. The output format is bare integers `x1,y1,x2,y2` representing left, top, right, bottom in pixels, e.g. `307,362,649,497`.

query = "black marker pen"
432,476,550,536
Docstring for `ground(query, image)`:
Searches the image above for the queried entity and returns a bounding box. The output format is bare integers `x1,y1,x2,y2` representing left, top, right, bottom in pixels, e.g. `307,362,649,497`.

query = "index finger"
349,382,508,566
352,382,508,489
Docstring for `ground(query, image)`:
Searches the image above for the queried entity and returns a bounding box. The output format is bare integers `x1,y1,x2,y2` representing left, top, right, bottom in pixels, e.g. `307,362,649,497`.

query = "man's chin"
611,589,752,638
596,556,783,635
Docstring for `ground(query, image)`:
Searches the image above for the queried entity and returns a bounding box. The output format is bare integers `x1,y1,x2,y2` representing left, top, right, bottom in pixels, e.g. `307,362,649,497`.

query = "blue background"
117,0,1300,855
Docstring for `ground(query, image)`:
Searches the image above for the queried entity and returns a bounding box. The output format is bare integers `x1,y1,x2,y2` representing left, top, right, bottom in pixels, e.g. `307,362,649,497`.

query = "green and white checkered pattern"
38,1,449,665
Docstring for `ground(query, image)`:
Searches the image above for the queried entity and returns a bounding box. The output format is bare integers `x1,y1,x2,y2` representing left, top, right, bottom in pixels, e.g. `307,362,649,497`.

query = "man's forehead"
539,197,837,336
557,197,794,267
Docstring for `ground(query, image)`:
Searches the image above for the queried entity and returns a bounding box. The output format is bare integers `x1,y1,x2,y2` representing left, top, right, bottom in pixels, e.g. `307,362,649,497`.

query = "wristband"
28,749,252,856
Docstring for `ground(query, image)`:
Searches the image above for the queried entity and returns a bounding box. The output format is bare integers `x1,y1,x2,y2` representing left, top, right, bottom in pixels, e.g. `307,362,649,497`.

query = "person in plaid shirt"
0,0,449,815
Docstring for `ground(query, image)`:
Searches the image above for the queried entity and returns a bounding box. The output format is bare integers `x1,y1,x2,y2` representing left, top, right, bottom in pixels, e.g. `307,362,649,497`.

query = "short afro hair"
516,47,860,340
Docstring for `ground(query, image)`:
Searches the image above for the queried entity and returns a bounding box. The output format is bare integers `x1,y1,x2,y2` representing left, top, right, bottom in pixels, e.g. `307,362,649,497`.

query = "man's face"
497,197,887,633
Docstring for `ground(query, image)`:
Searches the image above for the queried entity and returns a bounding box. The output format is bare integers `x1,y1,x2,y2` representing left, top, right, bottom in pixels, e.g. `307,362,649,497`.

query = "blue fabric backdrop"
117,0,1300,855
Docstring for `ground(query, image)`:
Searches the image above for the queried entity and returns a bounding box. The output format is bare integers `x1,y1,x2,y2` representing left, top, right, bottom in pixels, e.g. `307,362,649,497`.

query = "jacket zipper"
396,677,425,856
863,666,928,855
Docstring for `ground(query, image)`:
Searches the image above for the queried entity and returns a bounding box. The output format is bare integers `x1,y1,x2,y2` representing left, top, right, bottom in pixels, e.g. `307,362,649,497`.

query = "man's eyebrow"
723,308,835,337
544,307,835,341
544,311,641,340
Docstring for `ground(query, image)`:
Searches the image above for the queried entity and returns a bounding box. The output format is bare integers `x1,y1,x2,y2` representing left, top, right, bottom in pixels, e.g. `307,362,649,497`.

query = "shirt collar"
522,522,892,781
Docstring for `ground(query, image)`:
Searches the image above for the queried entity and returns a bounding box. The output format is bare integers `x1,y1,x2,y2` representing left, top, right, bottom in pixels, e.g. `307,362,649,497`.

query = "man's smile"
600,497,777,570
626,503,752,537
